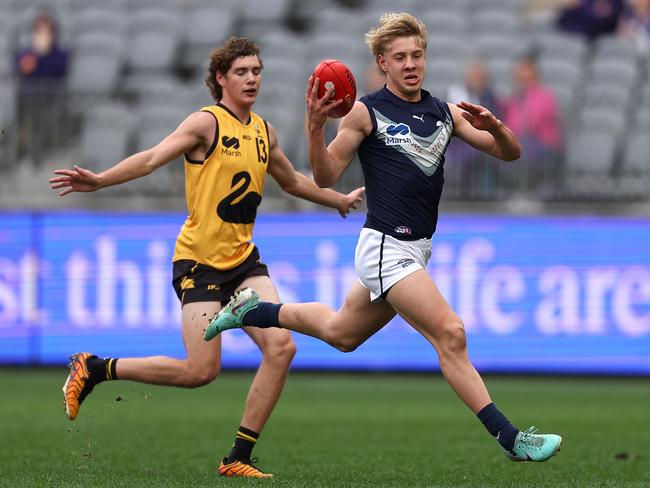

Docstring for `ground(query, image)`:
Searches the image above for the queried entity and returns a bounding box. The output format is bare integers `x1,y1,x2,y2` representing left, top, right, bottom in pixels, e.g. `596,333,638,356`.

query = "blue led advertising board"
0,212,648,374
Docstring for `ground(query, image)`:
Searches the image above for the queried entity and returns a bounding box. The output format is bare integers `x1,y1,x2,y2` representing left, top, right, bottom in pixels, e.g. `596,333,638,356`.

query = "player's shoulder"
340,100,372,134
184,109,218,127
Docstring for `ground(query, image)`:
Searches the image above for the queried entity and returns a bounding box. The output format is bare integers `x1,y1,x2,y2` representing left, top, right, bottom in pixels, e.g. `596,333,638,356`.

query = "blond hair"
365,12,428,62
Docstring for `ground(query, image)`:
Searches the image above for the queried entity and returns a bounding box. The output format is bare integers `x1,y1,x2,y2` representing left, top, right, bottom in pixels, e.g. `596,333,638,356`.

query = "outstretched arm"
267,122,364,218
449,101,521,162
49,111,214,196
306,76,371,187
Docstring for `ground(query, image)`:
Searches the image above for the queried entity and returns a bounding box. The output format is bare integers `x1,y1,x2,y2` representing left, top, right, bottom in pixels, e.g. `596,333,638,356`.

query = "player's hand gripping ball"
313,59,357,118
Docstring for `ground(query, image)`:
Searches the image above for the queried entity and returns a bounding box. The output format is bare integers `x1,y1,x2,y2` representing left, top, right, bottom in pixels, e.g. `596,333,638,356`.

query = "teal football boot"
505,426,563,462
203,288,260,341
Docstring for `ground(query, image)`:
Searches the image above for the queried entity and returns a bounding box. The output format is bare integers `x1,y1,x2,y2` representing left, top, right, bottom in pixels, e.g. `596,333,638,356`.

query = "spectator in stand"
556,0,624,41
502,53,562,193
619,0,650,53
446,58,502,197
14,8,69,165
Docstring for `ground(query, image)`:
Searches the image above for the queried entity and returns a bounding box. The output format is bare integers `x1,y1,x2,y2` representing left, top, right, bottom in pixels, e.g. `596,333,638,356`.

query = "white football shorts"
354,227,432,302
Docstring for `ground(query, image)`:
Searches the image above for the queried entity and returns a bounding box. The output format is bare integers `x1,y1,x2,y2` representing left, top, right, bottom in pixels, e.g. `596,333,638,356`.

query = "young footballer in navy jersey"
205,14,562,464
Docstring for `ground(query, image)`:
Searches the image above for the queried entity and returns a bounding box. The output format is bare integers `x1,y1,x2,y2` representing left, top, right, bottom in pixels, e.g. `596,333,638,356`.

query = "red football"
312,59,357,118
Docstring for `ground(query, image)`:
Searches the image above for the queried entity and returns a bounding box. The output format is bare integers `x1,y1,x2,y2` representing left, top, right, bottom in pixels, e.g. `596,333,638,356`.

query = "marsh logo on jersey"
394,225,412,235
384,123,412,145
374,108,453,176
221,135,241,157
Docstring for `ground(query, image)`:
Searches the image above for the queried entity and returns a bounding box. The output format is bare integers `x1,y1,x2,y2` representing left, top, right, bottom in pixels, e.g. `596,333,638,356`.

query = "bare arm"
49,111,214,196
306,76,371,187
449,101,521,162
267,122,364,217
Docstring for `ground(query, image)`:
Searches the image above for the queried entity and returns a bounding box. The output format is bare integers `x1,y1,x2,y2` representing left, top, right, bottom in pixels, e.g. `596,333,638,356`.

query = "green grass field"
0,369,648,488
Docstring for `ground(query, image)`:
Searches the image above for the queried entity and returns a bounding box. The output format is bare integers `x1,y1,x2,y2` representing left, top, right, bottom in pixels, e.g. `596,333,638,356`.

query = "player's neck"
385,82,421,103
218,97,253,124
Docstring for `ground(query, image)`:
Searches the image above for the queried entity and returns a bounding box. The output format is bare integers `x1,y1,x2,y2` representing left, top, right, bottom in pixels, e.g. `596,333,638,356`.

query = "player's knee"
263,336,297,366
439,320,467,355
330,335,361,353
183,365,220,388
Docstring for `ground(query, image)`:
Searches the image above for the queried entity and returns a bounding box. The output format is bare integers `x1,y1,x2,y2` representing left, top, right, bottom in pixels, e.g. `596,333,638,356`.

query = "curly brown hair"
205,37,263,102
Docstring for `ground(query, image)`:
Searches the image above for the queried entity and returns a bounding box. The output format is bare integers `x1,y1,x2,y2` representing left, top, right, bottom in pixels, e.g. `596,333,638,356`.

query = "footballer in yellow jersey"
173,103,270,271
50,36,364,479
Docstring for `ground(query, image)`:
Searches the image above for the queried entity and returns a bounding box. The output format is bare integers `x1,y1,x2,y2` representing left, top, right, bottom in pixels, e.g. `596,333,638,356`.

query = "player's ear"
377,54,387,73
216,71,225,87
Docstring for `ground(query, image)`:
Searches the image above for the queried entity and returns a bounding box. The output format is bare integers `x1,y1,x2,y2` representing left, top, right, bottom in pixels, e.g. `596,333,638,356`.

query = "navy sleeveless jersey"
358,87,454,240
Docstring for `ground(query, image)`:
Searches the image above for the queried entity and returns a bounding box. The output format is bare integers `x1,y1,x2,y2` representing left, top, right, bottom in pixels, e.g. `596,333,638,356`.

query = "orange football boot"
218,458,273,478
62,352,97,420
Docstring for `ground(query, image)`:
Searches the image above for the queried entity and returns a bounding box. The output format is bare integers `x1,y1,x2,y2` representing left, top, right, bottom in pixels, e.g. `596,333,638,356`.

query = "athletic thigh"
181,301,222,370
385,269,459,345
239,274,294,352
329,280,397,345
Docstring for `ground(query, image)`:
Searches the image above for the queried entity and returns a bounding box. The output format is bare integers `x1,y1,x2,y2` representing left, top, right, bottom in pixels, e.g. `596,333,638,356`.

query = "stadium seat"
69,0,127,11
126,0,177,9
0,35,11,80
128,104,188,195
475,33,528,62
126,8,180,73
79,103,135,172
0,80,15,167
304,33,369,80
419,9,468,35
260,56,305,89
577,106,627,135
564,129,619,198
179,5,235,70
72,7,127,40
484,57,514,96
425,58,464,87
426,33,473,63
618,129,650,199
366,0,419,14
241,0,291,23
635,107,650,129
415,0,472,12
641,84,650,108
313,7,366,37
258,30,309,63
593,35,638,62
534,31,588,64
121,73,190,106
581,82,632,111
588,58,640,89
539,58,583,88
67,33,124,95
472,8,521,34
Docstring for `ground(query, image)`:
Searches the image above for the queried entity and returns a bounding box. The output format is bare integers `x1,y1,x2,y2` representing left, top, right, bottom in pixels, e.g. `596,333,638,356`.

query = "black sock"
241,302,282,328
227,426,259,462
86,356,119,384
477,403,519,451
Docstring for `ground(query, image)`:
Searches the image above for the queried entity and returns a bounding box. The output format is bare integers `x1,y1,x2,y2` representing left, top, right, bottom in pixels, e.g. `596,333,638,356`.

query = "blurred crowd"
1,0,649,208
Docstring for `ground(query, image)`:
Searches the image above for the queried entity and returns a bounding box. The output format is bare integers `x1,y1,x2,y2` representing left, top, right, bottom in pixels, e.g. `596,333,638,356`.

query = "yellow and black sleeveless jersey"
172,103,270,270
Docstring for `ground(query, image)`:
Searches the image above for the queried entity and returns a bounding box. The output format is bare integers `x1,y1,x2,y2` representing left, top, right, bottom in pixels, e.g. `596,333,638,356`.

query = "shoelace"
518,426,544,447
237,457,264,472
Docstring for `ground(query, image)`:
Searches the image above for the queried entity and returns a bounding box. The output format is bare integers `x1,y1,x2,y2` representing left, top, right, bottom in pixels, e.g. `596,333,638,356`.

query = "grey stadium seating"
79,103,136,172
564,129,619,199
67,32,124,95
617,130,650,199
125,8,180,73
